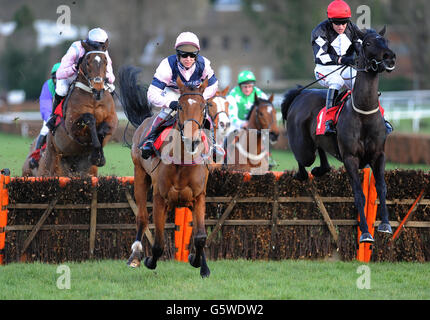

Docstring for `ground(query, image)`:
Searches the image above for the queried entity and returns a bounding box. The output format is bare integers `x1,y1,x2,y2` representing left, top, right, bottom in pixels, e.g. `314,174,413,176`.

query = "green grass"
0,132,429,176
0,259,429,300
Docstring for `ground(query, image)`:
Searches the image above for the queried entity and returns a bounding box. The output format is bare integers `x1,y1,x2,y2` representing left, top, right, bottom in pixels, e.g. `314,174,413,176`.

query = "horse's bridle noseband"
78,51,108,98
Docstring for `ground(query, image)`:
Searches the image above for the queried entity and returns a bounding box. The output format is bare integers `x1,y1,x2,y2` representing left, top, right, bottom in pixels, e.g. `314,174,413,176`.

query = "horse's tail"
118,65,152,128
281,86,303,122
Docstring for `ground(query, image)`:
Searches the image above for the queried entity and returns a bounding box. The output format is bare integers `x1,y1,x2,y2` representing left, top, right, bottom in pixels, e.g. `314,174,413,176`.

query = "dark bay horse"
226,93,279,173
37,43,117,177
281,27,396,243
119,66,212,277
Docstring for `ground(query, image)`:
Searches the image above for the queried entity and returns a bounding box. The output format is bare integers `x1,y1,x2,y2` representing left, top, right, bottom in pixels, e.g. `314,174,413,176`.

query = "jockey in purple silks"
29,62,60,169
46,27,115,131
139,31,225,160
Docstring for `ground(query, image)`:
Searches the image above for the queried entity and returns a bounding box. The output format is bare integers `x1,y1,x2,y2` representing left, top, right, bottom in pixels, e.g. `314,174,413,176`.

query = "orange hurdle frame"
0,169,11,265
174,207,193,262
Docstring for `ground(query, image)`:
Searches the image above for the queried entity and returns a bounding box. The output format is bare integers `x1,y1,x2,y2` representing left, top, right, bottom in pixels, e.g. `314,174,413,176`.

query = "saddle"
149,117,210,158
53,83,75,131
316,91,351,136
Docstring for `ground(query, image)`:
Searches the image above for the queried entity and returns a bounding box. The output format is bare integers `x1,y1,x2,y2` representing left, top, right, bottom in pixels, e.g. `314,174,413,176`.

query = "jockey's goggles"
177,50,199,59
330,18,349,25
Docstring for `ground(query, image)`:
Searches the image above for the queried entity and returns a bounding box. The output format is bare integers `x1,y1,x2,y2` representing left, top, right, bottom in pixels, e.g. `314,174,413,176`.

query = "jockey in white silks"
140,31,225,160
46,27,115,130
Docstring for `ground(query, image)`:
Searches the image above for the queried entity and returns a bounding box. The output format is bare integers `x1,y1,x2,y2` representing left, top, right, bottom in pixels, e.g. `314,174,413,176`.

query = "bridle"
354,33,395,74
208,96,229,127
253,102,275,133
176,92,208,142
78,51,108,99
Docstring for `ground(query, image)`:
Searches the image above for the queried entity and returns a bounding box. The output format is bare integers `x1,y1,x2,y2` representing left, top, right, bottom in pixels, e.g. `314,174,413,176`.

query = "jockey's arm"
147,58,174,108
201,57,219,100
56,41,82,80
105,51,115,84
311,30,339,65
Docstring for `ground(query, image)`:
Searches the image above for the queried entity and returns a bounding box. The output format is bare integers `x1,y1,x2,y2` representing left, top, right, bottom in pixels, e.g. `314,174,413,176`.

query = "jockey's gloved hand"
169,101,180,111
341,56,355,66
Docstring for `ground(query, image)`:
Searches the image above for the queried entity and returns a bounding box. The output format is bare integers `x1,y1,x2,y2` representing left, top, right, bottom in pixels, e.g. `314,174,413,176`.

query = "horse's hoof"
359,233,374,243
144,256,157,270
377,223,392,234
188,254,201,268
127,258,141,268
200,267,211,279
293,172,308,181
311,166,330,177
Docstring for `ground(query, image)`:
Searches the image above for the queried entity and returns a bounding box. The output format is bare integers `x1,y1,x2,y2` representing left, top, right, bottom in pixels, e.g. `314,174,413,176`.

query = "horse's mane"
281,86,303,122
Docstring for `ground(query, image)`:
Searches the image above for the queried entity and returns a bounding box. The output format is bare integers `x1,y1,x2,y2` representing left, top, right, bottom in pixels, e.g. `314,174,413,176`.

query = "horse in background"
34,42,117,177
225,93,279,173
119,65,212,278
281,27,396,243
207,86,230,169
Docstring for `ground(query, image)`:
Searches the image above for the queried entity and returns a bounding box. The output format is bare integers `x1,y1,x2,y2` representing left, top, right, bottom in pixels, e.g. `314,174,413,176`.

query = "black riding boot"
29,134,47,169
46,93,64,131
139,115,165,159
324,88,339,135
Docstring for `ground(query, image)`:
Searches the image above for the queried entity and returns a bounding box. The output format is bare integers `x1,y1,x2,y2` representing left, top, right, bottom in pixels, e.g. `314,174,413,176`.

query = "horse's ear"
221,86,230,97
379,25,386,37
81,40,92,52
254,91,259,103
176,76,185,91
200,76,209,92
269,93,274,103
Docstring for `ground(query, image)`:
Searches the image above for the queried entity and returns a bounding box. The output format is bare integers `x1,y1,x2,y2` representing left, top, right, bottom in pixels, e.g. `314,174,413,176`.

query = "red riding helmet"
327,0,351,19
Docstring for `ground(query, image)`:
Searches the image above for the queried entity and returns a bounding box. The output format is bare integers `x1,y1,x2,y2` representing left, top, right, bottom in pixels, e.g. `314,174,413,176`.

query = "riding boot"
139,114,165,159
46,93,64,131
29,134,47,169
324,88,339,135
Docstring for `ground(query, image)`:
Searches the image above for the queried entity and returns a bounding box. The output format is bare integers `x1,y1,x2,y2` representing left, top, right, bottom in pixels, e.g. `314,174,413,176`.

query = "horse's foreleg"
372,153,392,234
189,193,210,278
128,163,151,268
294,163,309,181
311,148,331,177
344,156,373,243
144,193,166,270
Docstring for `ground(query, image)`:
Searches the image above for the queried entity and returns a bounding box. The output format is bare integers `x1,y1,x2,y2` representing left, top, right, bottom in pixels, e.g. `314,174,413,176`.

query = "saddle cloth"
151,124,210,158
315,91,385,136
54,99,65,127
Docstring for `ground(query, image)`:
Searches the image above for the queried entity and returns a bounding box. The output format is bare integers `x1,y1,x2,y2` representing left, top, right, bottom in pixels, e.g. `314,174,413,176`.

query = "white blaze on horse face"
266,106,273,114
188,98,197,105
213,96,230,134
94,55,101,66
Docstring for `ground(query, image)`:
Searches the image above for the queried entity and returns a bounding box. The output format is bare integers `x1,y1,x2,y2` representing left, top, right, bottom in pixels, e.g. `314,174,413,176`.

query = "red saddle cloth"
152,125,210,157
30,143,47,161
54,99,65,126
315,91,384,136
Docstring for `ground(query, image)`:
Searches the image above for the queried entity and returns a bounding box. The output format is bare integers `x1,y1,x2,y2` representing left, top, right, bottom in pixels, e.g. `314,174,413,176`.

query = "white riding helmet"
175,31,200,52
88,28,108,43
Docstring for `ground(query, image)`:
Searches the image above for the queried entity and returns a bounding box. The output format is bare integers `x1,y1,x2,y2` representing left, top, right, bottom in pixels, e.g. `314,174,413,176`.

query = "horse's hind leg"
127,163,151,268
311,148,331,177
372,153,392,234
144,193,166,270
344,156,373,243
188,193,210,278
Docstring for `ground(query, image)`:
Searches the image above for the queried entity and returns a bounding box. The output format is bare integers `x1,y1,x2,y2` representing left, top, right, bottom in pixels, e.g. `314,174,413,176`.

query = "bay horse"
119,65,212,277
207,86,231,169
225,92,279,173
281,27,396,243
37,42,118,177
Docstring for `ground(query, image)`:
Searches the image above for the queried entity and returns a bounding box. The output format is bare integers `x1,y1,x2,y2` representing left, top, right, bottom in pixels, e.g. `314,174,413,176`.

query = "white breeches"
314,65,356,91
55,75,77,96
